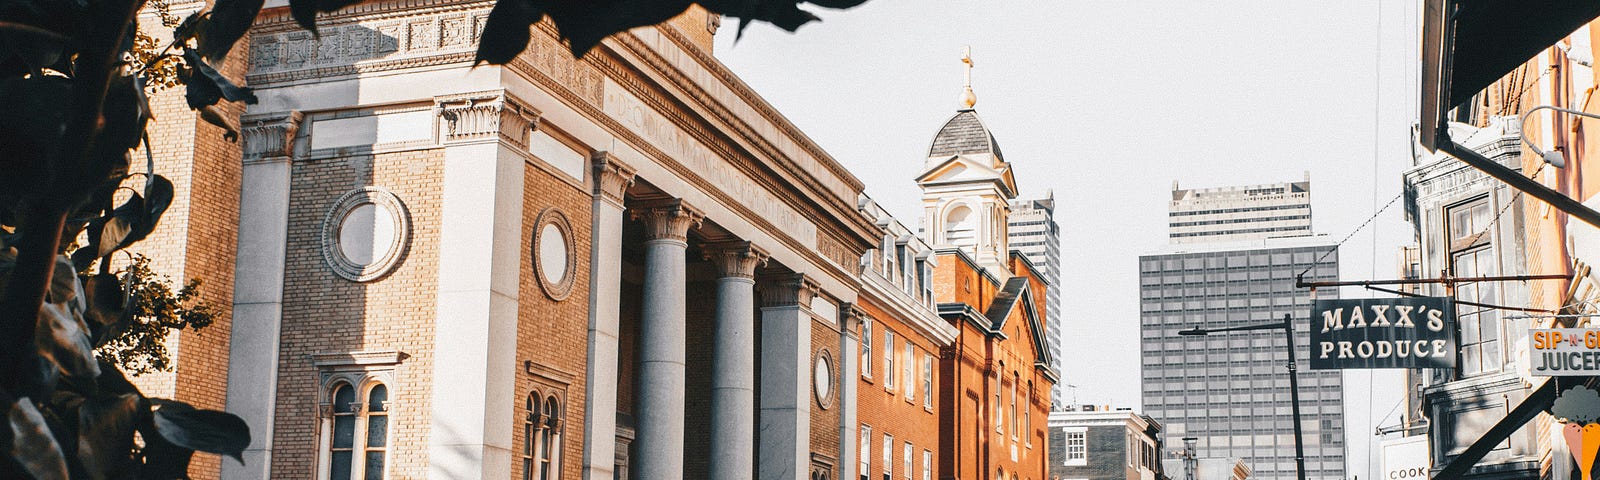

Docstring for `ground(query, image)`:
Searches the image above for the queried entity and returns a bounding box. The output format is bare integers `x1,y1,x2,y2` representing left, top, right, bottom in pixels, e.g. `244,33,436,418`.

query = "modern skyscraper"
1139,178,1344,480
1168,176,1312,243
1009,193,1063,408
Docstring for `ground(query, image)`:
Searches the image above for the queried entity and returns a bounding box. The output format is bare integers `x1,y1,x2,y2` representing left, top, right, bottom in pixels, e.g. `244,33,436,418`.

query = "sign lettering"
1310,297,1456,370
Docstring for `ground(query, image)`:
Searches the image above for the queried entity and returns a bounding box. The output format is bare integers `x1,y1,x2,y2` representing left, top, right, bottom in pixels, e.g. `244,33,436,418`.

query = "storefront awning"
1419,0,1600,150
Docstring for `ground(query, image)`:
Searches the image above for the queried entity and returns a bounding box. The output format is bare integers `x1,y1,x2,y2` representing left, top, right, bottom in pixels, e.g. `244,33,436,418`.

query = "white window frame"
902,442,913,480
861,320,874,380
884,330,897,392
1063,427,1087,466
312,352,400,480
883,433,893,479
859,424,872,479
903,340,915,401
921,449,932,480
922,354,934,410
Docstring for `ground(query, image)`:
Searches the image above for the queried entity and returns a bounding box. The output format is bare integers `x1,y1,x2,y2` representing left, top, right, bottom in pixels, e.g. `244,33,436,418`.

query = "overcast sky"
714,0,1424,474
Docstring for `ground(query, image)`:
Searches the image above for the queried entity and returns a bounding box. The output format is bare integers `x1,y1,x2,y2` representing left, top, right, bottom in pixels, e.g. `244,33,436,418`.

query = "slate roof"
982,276,1031,329
927,110,1004,160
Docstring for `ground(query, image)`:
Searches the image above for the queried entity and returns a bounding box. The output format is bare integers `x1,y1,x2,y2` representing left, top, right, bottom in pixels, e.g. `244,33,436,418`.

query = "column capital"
240,111,303,162
631,199,704,244
839,303,867,332
758,273,819,309
435,90,540,144
704,241,770,280
592,151,636,205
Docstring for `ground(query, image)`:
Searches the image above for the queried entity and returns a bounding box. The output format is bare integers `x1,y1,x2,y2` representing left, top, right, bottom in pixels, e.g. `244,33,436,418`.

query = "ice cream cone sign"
1553,385,1600,479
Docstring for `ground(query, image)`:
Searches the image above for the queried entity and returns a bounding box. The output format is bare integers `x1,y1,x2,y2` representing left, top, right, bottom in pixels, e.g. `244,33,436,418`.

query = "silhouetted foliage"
1,0,868,476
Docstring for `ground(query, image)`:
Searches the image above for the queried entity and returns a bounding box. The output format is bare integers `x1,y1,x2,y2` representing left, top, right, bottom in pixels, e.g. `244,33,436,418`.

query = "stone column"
630,199,704,480
759,273,819,480
704,242,770,480
582,152,635,480
224,110,301,480
837,304,865,480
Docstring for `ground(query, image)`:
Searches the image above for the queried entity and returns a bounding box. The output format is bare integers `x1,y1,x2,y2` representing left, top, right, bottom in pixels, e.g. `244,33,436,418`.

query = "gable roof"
980,277,1057,378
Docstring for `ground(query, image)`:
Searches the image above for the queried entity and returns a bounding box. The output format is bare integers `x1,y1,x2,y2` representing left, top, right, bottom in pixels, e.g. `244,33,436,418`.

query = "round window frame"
533,207,576,301
813,348,836,410
320,186,411,282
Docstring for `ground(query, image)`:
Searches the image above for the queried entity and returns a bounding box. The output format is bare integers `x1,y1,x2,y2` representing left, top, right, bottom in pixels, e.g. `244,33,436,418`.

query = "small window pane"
367,384,388,412
364,452,385,480
331,452,353,480
366,415,388,447
334,416,356,448
334,385,356,413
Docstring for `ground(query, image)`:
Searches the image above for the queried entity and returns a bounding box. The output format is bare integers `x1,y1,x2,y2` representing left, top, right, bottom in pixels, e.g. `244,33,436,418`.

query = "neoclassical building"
212,4,884,480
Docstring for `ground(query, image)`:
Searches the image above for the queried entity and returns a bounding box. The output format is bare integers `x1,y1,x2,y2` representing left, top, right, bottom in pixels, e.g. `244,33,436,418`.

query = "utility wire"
1298,192,1405,280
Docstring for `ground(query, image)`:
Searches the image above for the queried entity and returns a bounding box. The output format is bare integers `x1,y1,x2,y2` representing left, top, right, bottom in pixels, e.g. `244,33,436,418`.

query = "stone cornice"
591,151,636,205
434,90,540,145
758,273,819,308
631,199,704,244
703,241,769,280
859,271,958,347
247,1,491,86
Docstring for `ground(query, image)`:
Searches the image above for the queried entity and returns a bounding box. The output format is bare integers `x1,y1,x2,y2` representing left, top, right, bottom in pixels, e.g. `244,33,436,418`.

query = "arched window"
944,205,976,248
324,381,388,480
524,392,563,480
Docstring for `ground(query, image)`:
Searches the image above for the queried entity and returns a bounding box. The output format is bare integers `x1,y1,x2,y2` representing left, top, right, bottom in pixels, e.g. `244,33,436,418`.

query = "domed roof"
927,109,1004,161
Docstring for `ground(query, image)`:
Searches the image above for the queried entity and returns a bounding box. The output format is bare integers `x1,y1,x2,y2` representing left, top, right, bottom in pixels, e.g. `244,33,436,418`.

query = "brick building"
915,98,1058,480
1046,407,1163,480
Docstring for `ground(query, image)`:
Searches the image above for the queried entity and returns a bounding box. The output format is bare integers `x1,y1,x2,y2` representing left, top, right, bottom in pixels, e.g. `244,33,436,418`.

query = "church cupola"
916,47,1019,272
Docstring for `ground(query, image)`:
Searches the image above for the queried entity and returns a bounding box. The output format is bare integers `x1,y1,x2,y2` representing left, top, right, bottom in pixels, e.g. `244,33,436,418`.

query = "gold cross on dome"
960,46,977,109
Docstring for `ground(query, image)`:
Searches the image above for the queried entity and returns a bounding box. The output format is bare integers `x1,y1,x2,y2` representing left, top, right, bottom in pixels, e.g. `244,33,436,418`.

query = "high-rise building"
1009,193,1063,407
1139,178,1344,480
1168,177,1312,244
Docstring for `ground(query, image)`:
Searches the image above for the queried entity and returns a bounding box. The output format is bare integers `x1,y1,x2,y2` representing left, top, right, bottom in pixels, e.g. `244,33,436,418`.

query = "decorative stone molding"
247,6,492,86
533,207,577,301
320,187,412,282
813,348,835,410
240,111,303,160
703,241,769,281
436,91,538,144
311,351,407,367
839,303,866,333
630,199,704,244
758,273,819,308
592,151,636,204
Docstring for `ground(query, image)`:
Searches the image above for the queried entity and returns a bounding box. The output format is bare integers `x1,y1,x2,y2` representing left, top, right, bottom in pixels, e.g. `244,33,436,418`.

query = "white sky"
713,1,1425,475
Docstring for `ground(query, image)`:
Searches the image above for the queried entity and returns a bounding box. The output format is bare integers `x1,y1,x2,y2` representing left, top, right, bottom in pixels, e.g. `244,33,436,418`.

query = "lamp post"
1178,313,1306,480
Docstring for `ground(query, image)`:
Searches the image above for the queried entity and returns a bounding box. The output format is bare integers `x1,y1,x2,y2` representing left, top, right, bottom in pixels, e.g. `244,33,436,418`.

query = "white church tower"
916,47,1019,274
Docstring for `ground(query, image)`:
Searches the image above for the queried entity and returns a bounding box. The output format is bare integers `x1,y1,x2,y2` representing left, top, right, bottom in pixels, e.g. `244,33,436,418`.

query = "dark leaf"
746,1,818,31
136,424,192,479
181,64,222,109
801,0,867,8
474,0,548,65
172,11,208,44
97,216,135,260
289,0,320,34
82,274,127,328
78,393,140,480
0,76,68,204
44,254,76,305
98,74,150,152
548,0,694,57
200,0,265,61
0,23,68,75
36,256,100,387
148,399,249,464
93,360,139,398
198,106,240,142
7,398,68,480
181,50,256,107
137,175,175,239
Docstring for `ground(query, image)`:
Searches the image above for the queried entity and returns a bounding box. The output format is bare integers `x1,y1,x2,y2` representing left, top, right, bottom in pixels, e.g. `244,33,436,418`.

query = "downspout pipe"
1435,128,1600,229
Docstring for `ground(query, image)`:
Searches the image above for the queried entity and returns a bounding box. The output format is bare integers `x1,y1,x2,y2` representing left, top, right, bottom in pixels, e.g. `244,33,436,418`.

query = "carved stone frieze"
758,273,819,309
630,199,704,244
240,111,304,160
247,6,489,86
839,303,866,332
703,241,770,281
591,152,636,205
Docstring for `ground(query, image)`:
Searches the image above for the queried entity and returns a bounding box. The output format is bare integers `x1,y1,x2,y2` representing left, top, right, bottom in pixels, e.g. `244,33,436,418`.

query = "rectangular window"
903,340,915,401
922,450,932,480
922,354,934,410
862,321,873,379
902,442,912,480
884,331,897,391
860,425,871,480
1447,198,1501,376
883,434,893,480
1064,430,1086,465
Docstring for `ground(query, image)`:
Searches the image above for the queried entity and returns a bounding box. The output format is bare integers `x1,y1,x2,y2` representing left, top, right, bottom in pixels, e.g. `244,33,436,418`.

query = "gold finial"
960,46,977,109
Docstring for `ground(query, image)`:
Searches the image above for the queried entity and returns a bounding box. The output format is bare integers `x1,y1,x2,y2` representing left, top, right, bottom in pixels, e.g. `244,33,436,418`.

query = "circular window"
533,208,576,300
814,349,835,409
321,187,411,282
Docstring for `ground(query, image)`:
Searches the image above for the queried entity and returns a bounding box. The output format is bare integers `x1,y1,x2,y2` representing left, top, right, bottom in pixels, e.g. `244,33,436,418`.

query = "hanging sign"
1530,329,1600,376
1380,436,1429,480
1309,297,1456,370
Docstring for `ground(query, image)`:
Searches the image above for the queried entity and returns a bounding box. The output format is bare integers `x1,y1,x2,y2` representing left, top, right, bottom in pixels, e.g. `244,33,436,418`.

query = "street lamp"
1177,313,1306,480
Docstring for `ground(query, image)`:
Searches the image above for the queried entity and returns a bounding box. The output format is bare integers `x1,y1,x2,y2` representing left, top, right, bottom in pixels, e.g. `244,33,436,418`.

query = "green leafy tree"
87,254,217,377
1,0,866,477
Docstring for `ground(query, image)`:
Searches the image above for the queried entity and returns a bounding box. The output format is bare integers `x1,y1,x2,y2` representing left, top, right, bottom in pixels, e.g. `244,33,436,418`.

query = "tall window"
523,392,562,480
902,442,912,480
882,434,893,480
1023,381,1032,446
326,382,388,480
902,340,914,401
859,425,871,480
921,354,934,409
883,235,896,278
921,450,932,480
900,246,915,294
1064,430,1086,465
1448,198,1501,376
944,205,976,248
1009,373,1018,439
862,321,874,380
884,331,897,391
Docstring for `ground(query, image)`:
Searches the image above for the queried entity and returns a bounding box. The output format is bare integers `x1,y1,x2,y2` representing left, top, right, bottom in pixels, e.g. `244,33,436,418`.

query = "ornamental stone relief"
248,10,488,85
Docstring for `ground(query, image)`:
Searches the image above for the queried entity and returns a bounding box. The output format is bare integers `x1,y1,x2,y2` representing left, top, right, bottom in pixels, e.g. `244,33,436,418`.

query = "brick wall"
810,317,841,475
271,150,443,478
515,162,593,480
856,299,941,480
